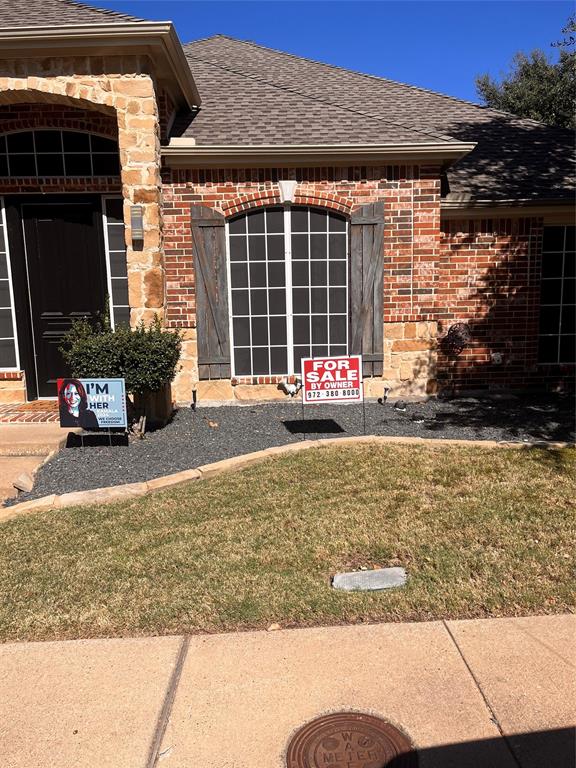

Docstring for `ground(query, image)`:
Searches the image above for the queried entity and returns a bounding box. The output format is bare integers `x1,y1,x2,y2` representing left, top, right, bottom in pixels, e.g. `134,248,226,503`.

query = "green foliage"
60,316,182,395
476,16,576,128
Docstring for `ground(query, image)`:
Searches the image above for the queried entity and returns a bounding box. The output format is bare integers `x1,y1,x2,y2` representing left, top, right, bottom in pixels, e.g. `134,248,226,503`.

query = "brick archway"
221,187,353,217
0,70,164,322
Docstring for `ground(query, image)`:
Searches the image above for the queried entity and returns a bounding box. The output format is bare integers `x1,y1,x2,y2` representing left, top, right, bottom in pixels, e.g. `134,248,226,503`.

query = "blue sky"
96,0,573,102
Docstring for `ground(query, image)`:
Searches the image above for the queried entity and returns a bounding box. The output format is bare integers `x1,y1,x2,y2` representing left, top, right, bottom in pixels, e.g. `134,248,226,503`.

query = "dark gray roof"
0,0,145,28
181,35,575,203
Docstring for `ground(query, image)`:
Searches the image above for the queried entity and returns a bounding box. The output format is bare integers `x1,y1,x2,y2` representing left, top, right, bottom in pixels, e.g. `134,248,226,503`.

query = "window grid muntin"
102,196,129,329
0,196,19,369
228,206,348,377
539,225,575,365
0,130,119,178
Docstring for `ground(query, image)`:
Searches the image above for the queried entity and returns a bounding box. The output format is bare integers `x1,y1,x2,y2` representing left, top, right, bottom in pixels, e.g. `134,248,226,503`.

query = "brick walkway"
0,401,59,423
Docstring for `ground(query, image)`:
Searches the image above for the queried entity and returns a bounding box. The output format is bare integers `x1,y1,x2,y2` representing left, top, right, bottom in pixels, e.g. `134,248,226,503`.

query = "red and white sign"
301,355,363,404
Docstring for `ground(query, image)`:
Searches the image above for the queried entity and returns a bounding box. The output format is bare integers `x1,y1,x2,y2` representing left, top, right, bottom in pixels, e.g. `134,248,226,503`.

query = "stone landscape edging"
0,434,573,523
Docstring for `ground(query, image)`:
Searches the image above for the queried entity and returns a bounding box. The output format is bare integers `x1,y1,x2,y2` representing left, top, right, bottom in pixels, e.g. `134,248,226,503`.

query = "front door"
20,201,107,397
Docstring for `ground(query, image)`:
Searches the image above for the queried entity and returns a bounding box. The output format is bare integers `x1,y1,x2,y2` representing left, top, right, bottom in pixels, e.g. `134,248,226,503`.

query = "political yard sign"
301,355,363,404
57,378,128,429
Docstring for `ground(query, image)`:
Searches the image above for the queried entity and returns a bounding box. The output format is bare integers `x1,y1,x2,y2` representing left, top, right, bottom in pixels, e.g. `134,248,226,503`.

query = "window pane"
310,234,327,260
94,154,120,176
269,316,287,345
292,287,309,314
294,346,310,372
231,290,249,315
310,209,327,232
249,262,266,288
329,315,347,344
329,261,347,285
107,226,125,251
234,348,251,375
0,156,7,176
113,306,130,328
248,236,265,261
563,279,575,305
7,133,33,152
541,253,563,279
0,282,10,309
330,345,347,357
268,262,285,287
539,306,560,335
329,288,347,313
292,261,309,286
538,335,559,363
311,260,327,286
312,345,328,358
63,132,90,152
229,237,247,262
34,131,62,152
559,335,575,363
311,288,327,313
250,290,268,315
111,280,129,306
231,263,248,289
266,207,284,234
246,210,265,234
267,235,284,261
565,254,575,278
329,213,347,232
543,227,565,252
0,307,14,337
329,233,347,260
268,289,286,315
251,317,268,346
312,315,328,344
291,207,308,232
293,316,310,344
291,234,309,260
9,155,36,176
105,198,124,223
270,347,287,374
229,216,246,235
0,339,16,367
540,280,562,304
0,253,8,280
565,228,575,251
252,347,269,374
233,317,250,346
561,305,575,335
91,135,116,153
64,154,92,175
109,251,127,278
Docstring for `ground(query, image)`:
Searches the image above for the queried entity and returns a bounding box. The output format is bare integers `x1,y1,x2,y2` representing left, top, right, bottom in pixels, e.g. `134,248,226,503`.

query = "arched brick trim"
0,104,118,139
222,189,353,218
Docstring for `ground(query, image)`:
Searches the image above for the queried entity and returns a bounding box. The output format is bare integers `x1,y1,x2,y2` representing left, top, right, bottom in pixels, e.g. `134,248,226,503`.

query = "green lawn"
0,444,574,642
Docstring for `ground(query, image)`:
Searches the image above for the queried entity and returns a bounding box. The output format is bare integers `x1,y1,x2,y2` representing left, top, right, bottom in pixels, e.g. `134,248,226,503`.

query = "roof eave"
0,22,201,109
162,142,477,168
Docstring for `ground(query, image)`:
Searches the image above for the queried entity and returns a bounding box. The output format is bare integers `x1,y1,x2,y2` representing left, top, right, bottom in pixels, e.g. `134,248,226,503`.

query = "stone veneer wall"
0,56,164,327
162,165,442,402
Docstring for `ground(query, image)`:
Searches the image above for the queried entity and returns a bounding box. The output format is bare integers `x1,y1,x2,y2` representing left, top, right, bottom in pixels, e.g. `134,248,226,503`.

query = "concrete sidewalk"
0,615,574,768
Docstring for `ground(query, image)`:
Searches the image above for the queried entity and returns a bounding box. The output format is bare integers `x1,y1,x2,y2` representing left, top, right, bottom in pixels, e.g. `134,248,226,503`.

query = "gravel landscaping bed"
7,393,574,505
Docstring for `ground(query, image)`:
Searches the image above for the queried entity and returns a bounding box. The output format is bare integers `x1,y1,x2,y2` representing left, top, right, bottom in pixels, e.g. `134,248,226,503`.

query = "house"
0,0,573,405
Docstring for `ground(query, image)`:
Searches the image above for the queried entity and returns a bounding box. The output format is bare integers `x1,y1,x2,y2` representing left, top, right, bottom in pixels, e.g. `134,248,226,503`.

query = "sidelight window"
538,226,575,364
227,206,349,377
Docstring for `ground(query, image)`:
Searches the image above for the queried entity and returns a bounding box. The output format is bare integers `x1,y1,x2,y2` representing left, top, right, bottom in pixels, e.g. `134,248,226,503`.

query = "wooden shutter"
349,201,385,377
191,205,231,379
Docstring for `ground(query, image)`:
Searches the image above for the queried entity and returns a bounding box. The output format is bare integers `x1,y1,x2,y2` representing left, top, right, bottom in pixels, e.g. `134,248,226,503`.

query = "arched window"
0,130,119,177
227,206,349,376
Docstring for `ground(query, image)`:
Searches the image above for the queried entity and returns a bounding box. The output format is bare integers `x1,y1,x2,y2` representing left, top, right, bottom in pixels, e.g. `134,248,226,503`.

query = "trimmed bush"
60,316,182,396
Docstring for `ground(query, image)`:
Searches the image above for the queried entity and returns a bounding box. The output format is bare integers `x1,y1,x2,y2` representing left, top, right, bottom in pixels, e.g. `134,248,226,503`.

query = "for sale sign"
301,355,363,404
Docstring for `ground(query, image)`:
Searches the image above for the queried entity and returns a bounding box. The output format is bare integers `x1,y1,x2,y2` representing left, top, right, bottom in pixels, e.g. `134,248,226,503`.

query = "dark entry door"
21,202,107,397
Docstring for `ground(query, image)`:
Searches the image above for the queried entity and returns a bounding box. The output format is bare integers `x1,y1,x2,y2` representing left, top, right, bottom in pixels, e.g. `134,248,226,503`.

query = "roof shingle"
0,0,145,28
182,35,575,203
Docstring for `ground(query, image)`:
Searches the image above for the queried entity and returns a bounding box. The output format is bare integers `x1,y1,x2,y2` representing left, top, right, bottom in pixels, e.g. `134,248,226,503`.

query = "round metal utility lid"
286,711,418,768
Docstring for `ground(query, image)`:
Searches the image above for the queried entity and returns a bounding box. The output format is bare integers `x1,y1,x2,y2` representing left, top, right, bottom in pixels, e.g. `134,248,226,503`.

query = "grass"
0,444,574,642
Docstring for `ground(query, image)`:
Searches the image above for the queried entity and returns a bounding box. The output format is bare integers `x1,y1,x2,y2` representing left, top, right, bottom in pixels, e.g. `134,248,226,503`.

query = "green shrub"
60,315,182,396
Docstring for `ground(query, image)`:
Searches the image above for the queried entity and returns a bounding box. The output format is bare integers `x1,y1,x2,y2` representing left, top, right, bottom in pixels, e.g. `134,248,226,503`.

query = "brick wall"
438,216,572,391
